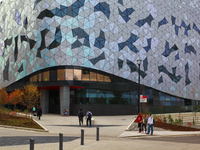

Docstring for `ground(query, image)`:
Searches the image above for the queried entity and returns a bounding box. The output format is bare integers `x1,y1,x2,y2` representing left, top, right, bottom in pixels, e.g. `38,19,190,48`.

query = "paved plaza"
0,114,200,150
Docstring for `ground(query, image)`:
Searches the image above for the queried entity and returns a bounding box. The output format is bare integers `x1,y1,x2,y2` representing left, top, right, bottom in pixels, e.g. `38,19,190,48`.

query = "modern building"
0,0,200,115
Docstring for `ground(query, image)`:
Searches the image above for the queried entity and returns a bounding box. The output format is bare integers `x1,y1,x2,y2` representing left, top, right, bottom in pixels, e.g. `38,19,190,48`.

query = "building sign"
140,95,147,103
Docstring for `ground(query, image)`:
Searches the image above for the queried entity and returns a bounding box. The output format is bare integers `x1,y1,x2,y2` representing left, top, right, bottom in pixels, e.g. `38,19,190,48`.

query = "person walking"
136,112,142,133
146,114,154,135
142,114,147,133
37,106,42,120
86,110,92,127
78,109,84,126
33,106,36,116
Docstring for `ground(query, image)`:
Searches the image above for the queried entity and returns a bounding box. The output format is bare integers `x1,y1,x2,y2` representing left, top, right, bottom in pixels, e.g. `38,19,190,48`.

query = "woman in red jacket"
136,112,142,133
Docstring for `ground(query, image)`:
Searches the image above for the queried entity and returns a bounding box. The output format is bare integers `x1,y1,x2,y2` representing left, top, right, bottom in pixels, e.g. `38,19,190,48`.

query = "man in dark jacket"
78,109,84,126
37,106,42,120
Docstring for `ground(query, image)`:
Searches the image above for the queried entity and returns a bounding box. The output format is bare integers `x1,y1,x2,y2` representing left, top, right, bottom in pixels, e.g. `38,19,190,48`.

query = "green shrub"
193,118,195,126
163,116,167,123
153,115,158,120
174,119,179,125
23,109,28,114
178,118,183,125
4,108,12,113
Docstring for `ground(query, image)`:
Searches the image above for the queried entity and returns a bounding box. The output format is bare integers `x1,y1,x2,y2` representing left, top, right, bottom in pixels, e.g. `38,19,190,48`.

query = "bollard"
30,138,34,150
96,127,99,141
59,133,63,150
81,129,84,145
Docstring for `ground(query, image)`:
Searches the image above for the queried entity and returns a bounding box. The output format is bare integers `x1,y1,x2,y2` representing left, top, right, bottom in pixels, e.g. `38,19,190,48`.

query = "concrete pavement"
0,114,200,150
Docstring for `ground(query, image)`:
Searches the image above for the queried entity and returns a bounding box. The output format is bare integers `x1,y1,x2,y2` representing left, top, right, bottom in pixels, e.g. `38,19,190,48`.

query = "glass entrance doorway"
49,90,60,114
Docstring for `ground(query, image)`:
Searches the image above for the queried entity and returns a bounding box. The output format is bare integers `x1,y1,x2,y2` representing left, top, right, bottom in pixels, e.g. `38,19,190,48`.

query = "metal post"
182,116,183,126
137,60,141,114
96,127,99,141
59,133,63,150
81,129,84,145
197,117,198,126
30,138,34,150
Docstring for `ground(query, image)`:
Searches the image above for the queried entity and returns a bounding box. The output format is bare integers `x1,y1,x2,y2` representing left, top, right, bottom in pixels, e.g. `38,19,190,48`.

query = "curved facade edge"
0,0,200,100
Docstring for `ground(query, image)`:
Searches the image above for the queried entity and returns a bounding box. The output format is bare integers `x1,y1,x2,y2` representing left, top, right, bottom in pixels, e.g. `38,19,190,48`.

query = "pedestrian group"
78,109,93,127
136,112,154,135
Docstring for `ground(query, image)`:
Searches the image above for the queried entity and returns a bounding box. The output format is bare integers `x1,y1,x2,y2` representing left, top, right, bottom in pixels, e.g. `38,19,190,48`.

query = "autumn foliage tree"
9,89,24,111
0,87,9,119
22,84,41,117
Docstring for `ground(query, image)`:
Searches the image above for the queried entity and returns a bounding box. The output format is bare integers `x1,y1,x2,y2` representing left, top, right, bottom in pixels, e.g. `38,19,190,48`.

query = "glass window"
104,76,111,82
74,69,81,80
82,69,89,81
50,70,57,81
57,69,65,80
43,71,49,81
65,69,73,80
29,77,33,82
38,73,42,82
32,75,37,82
90,72,97,81
97,73,103,81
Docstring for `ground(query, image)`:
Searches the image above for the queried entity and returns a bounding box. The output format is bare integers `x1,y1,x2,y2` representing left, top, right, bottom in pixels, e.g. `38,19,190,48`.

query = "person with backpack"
86,110,92,127
78,109,84,126
146,114,154,135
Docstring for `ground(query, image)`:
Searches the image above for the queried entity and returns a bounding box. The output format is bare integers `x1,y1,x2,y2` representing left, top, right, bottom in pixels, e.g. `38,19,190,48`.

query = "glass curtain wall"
72,88,137,105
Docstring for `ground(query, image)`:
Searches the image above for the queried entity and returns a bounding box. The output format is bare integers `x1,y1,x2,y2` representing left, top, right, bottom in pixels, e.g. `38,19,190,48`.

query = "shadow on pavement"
51,125,123,128
138,135,200,144
0,136,79,146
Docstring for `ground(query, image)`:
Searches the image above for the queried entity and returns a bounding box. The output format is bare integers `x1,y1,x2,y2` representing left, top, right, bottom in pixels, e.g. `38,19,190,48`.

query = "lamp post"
137,59,141,114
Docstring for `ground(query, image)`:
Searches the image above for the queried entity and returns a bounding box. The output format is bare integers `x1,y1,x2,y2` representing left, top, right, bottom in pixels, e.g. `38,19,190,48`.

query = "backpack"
153,119,155,124
80,111,83,118
88,112,92,119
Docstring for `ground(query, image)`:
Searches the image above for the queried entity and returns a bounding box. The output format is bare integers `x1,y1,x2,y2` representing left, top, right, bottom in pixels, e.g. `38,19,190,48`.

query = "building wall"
0,0,200,100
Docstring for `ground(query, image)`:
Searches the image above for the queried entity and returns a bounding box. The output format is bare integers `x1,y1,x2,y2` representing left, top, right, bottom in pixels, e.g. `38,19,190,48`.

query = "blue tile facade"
0,0,200,100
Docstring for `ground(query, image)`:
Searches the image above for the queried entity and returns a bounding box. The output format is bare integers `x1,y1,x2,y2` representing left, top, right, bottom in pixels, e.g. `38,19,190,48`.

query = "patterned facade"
0,0,200,100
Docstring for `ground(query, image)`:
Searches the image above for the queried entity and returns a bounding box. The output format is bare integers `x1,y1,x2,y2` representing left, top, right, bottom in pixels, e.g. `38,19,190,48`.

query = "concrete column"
40,89,49,114
60,86,70,116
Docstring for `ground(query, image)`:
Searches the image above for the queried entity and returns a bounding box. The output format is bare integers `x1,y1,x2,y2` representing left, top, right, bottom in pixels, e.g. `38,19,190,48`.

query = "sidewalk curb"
0,124,49,132
119,132,200,138
125,118,136,131
128,133,200,138
33,118,49,132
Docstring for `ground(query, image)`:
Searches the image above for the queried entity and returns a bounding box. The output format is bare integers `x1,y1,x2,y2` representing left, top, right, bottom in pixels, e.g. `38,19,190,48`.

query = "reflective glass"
50,70,57,81
104,76,111,82
65,69,73,80
32,75,37,82
74,69,81,80
57,69,65,80
97,73,103,81
82,69,89,81
38,73,42,82
90,72,97,81
43,71,49,81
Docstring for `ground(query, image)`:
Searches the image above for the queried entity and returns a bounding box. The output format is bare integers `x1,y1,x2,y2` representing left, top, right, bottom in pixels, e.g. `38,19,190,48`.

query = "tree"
9,89,24,111
22,84,41,118
0,87,9,119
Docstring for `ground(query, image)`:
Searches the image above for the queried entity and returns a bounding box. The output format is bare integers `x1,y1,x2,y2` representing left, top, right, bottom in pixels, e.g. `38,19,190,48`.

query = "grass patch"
0,113,43,130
